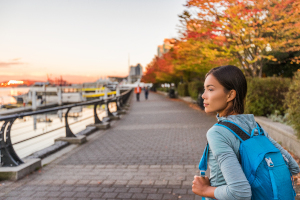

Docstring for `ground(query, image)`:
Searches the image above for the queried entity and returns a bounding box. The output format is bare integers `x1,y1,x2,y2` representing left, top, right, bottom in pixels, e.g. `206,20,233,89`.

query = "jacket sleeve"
263,128,300,175
207,128,252,200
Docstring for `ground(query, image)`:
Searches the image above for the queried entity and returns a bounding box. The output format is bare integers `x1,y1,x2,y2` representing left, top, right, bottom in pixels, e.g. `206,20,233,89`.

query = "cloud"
12,58,21,61
0,58,25,67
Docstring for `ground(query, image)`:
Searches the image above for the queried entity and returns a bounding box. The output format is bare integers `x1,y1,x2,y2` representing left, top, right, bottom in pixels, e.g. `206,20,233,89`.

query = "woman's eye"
209,89,213,91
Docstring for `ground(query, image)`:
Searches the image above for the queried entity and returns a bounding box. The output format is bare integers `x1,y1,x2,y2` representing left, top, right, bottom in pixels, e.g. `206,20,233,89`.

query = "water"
11,107,100,158
0,100,116,159
0,87,30,105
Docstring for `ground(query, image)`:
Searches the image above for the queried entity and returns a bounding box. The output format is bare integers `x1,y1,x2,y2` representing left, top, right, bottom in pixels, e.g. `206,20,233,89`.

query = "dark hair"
205,65,247,116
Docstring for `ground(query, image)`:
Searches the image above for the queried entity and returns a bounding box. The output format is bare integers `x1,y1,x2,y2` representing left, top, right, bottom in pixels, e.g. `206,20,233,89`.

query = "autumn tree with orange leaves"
175,10,238,81
141,51,181,84
143,0,300,85
184,0,300,77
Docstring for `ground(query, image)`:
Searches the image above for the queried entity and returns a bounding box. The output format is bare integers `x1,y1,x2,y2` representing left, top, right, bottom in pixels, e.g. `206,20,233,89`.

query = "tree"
263,50,300,77
142,51,180,85
141,57,157,83
185,0,300,77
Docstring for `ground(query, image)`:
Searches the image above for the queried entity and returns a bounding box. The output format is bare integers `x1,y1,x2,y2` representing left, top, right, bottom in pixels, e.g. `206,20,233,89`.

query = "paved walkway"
0,92,216,200
0,92,298,199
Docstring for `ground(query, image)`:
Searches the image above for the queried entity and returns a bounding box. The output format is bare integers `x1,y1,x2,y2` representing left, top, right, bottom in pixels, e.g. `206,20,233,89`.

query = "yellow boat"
82,91,116,98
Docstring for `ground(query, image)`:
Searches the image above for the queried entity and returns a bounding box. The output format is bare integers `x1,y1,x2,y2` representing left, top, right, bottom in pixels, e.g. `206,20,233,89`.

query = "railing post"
119,97,124,108
102,99,120,121
65,107,76,138
93,103,102,124
87,101,110,129
106,100,113,117
0,119,24,167
116,98,122,111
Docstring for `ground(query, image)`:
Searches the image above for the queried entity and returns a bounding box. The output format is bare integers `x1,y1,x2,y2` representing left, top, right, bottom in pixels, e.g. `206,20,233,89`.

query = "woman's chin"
204,108,210,113
204,108,217,115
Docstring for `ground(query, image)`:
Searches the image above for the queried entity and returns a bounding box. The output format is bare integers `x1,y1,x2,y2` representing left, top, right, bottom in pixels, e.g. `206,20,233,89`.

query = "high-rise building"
157,38,175,57
128,63,143,83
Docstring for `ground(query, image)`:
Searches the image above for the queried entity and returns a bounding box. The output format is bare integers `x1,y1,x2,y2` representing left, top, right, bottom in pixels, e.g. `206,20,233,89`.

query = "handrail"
0,89,130,121
0,89,132,167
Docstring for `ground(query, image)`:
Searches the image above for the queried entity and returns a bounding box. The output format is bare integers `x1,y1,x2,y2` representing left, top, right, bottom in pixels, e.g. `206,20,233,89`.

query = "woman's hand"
192,175,212,196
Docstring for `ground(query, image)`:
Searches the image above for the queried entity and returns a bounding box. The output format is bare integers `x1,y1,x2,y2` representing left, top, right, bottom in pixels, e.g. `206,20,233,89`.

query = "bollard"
104,88,108,113
58,87,62,106
32,90,37,111
116,86,120,96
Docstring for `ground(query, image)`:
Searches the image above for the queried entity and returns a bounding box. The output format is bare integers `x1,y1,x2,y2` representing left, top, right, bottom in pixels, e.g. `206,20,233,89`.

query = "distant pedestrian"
144,86,149,100
134,85,142,101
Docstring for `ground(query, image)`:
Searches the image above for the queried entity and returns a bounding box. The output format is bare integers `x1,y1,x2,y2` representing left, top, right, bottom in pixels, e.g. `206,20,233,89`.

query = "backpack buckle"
265,157,274,167
200,170,206,177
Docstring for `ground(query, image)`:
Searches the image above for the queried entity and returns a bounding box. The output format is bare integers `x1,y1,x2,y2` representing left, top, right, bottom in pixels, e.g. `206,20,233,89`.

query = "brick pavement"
0,92,298,199
0,92,216,200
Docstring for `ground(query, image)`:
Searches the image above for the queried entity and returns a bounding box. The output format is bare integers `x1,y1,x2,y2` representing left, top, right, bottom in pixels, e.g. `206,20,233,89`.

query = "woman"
192,65,300,200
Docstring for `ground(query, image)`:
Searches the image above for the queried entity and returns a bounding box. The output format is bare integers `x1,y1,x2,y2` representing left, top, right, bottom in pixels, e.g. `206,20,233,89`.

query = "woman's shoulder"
207,124,240,146
207,124,231,138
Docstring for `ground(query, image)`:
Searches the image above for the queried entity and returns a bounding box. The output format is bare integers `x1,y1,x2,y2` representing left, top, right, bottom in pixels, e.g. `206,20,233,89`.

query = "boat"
82,87,116,98
13,85,118,105
13,86,84,105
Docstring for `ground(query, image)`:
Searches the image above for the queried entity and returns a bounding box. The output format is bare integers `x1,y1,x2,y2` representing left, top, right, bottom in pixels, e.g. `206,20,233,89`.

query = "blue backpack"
199,120,296,200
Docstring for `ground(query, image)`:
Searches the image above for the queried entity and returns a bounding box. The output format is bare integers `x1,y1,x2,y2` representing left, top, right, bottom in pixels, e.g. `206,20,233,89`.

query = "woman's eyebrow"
205,84,215,88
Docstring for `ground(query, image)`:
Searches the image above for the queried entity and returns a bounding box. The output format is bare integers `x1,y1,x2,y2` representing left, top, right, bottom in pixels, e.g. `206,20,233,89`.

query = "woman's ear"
227,90,236,102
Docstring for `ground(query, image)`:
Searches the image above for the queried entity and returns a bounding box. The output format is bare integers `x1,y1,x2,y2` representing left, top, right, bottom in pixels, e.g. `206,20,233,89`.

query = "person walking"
192,65,300,200
134,84,142,101
144,86,149,100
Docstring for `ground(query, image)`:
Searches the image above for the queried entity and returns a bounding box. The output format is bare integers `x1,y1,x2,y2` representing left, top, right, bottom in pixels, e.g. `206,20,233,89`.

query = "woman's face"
202,74,234,116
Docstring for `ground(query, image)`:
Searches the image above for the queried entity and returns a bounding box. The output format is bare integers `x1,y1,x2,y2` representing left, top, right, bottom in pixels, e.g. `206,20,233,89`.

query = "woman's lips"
204,103,209,107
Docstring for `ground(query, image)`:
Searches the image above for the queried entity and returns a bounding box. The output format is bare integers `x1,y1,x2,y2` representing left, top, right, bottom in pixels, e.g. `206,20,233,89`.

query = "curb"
255,116,300,159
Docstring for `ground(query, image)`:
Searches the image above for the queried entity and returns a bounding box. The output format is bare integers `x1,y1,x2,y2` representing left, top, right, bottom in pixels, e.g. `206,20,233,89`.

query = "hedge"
188,81,204,100
157,87,169,93
178,83,189,97
284,71,300,138
245,77,291,116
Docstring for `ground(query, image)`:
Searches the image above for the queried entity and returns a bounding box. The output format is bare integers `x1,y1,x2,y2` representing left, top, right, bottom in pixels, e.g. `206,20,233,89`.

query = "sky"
0,0,187,83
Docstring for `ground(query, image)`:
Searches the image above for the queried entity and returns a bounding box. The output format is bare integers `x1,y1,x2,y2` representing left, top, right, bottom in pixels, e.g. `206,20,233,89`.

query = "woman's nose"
202,90,206,99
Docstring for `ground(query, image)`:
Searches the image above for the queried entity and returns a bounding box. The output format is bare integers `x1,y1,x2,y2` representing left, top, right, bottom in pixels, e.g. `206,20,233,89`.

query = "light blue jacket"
206,114,300,200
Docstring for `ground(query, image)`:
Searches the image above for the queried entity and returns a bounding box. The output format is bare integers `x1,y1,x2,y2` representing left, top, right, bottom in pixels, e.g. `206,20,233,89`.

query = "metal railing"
0,89,132,167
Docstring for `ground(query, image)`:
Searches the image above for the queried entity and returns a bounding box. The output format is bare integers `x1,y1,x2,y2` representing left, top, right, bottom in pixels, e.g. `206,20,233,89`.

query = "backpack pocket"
251,152,295,200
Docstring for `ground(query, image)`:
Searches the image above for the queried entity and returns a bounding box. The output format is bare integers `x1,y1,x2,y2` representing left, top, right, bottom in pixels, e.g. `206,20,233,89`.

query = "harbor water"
0,87,30,105
0,87,115,159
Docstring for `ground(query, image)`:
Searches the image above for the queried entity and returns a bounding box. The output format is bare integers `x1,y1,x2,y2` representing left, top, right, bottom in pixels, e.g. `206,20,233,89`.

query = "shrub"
284,71,300,138
178,83,189,96
188,81,204,100
267,110,289,124
245,77,291,116
157,87,169,92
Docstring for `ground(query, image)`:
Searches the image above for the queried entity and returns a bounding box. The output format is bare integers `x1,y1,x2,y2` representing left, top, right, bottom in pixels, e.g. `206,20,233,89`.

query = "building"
157,38,175,57
128,63,143,84
108,76,127,83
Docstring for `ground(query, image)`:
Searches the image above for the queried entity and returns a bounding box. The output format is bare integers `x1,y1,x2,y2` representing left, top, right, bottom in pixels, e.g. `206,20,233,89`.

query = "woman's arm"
206,128,252,200
264,129,300,175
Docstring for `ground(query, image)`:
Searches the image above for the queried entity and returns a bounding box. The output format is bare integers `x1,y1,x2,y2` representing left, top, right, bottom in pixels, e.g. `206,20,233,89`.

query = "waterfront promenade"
0,92,298,199
0,92,216,199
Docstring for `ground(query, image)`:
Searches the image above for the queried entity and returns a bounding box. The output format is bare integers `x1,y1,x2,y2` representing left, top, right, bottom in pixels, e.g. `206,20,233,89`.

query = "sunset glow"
0,0,186,84
7,80,24,85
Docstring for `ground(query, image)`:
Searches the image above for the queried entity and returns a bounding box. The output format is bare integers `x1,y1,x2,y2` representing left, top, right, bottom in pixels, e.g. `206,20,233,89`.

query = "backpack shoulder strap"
256,122,264,135
199,121,250,173
198,143,211,200
198,143,209,176
215,121,250,142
